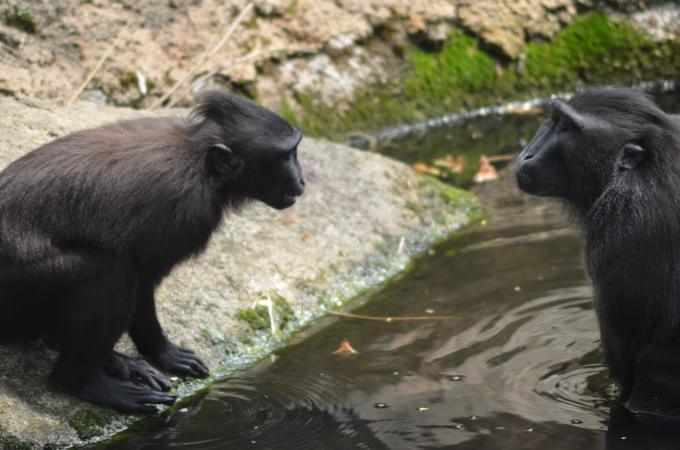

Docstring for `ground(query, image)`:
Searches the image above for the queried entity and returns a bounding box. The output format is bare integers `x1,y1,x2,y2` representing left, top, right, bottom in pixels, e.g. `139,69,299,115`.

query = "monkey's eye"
552,115,568,133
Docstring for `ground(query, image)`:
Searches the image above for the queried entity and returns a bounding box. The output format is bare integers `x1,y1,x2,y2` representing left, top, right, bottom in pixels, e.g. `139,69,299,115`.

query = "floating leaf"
473,155,498,183
413,162,441,176
433,154,464,174
333,339,359,355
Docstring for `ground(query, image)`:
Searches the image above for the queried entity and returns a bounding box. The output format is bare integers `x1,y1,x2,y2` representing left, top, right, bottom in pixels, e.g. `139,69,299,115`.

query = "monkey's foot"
105,351,172,392
55,372,177,414
148,341,210,378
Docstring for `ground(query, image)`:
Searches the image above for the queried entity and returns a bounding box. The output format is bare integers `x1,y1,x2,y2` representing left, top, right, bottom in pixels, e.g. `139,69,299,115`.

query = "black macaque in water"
0,91,305,413
514,86,680,417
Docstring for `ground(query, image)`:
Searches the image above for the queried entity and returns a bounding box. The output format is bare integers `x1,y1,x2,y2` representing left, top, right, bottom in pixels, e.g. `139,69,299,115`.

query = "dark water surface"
103,87,680,450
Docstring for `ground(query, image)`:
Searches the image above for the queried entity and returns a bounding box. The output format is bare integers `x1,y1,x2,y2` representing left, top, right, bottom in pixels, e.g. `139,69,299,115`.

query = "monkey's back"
0,117,223,271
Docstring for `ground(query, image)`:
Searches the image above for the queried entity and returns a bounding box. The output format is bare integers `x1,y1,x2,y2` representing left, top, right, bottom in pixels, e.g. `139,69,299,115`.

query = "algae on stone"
288,13,680,139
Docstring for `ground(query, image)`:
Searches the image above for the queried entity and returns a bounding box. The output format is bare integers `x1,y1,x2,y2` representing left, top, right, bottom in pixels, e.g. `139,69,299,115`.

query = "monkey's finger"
140,369,172,391
152,373,173,391
188,357,209,376
144,391,177,406
132,404,161,415
177,356,209,376
138,373,162,392
188,360,209,378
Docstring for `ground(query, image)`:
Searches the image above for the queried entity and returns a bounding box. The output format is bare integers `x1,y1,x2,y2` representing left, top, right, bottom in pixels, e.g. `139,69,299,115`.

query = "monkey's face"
515,98,632,208
239,127,306,210
251,142,305,210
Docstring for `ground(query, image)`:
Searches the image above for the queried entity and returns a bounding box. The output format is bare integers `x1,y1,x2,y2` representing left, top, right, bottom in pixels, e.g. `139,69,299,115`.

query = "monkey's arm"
129,283,209,378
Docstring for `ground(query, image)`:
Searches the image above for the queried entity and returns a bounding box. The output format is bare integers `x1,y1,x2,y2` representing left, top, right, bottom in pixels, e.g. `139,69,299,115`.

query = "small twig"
397,236,405,255
67,19,132,106
255,294,278,337
150,3,254,110
329,311,457,321
486,154,515,163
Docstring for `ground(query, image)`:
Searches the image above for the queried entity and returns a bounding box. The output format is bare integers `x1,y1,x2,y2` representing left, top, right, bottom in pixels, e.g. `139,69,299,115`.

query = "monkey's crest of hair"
190,91,294,150
570,87,676,139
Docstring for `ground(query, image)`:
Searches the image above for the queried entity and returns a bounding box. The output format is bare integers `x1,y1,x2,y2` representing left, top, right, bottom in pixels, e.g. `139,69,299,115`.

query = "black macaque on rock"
0,91,304,413
514,86,680,417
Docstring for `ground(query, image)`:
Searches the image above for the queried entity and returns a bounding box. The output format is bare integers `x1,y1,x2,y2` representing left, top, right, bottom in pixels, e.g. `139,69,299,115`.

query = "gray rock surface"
0,97,477,448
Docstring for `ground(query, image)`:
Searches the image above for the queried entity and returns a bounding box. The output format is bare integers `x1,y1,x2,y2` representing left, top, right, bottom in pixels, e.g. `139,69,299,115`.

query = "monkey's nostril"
300,178,306,186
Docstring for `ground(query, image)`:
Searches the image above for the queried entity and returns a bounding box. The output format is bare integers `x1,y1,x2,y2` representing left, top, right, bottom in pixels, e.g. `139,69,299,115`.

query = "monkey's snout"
514,165,535,194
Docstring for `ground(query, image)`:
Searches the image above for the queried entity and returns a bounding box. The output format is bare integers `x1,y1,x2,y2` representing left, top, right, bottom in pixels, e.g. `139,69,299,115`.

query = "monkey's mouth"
282,194,299,206
263,193,299,210
514,169,534,194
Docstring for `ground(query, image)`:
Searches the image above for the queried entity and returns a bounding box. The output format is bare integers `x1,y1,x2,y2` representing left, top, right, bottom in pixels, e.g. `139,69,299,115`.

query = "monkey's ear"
619,143,646,170
551,99,585,130
207,144,243,178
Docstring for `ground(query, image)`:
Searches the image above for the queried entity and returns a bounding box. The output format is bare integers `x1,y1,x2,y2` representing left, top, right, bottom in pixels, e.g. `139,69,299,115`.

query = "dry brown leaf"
333,339,359,355
413,163,441,176
473,155,498,183
433,154,464,174
279,214,298,225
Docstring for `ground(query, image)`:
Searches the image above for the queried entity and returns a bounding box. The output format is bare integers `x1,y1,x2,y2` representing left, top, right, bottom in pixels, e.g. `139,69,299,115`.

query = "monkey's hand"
149,341,210,378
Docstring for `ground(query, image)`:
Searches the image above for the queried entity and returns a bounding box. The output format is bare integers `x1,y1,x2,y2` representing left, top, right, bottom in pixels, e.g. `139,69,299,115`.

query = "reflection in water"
104,172,609,449
101,89,680,450
607,406,680,450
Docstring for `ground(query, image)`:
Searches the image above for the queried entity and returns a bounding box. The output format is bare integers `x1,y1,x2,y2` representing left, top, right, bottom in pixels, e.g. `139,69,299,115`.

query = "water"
101,86,680,450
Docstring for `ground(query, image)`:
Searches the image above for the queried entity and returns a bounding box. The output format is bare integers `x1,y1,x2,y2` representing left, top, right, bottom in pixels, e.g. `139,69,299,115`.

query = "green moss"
236,295,297,333
424,176,478,208
273,295,296,328
288,13,680,139
421,176,485,224
4,7,36,34
404,30,498,114
69,408,117,440
237,307,269,331
0,435,34,450
521,13,661,90
292,86,409,139
201,327,226,343
119,72,138,90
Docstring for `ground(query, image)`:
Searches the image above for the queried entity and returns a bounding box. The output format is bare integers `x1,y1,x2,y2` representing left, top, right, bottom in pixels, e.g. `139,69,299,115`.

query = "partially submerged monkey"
0,92,305,413
515,86,680,417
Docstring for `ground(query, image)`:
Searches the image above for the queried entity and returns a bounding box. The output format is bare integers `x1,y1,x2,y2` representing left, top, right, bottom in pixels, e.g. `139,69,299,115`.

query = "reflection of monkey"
0,92,304,413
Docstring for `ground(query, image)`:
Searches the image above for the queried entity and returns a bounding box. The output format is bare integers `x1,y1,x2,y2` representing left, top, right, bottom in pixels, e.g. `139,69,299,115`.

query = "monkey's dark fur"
0,91,304,413
515,86,680,417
